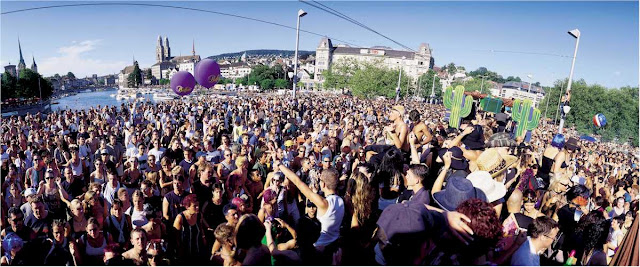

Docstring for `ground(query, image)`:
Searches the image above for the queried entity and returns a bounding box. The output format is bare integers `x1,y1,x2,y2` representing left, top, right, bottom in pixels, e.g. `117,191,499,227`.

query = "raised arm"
408,132,420,164
450,125,474,148
279,164,328,212
431,152,452,194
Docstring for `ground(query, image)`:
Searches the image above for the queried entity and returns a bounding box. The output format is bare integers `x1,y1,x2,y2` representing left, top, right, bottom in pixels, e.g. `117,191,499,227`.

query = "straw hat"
476,148,518,178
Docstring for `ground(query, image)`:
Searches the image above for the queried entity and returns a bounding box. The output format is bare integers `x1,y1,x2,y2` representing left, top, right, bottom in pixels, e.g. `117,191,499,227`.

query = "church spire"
192,39,195,57
18,38,25,65
31,55,38,73
17,38,27,77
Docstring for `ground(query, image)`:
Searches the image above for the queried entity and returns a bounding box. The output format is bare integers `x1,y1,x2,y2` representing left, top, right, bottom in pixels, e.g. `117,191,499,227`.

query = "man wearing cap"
20,188,38,219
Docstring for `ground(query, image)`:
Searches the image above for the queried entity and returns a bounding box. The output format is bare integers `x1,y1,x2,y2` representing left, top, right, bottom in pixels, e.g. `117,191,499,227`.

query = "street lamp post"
430,73,436,103
480,75,486,94
554,79,565,124
292,9,307,99
416,75,421,99
558,29,580,134
395,56,405,103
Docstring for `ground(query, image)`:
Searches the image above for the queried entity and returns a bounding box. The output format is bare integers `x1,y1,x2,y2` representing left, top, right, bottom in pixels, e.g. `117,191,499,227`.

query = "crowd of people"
0,92,638,266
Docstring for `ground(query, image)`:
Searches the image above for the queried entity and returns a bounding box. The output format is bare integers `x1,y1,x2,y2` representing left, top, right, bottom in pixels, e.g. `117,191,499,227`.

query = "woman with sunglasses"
36,169,69,220
89,158,107,186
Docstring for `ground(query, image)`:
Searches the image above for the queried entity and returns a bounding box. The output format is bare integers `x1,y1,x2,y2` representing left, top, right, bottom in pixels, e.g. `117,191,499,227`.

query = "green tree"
447,63,456,75
11,69,54,100
1,71,18,101
145,69,152,80
348,61,411,99
219,77,233,84
417,70,442,98
66,72,76,79
539,79,639,146
321,58,361,90
235,76,248,86
158,78,170,85
451,77,491,95
260,79,274,90
274,78,288,89
53,73,61,80
127,62,142,88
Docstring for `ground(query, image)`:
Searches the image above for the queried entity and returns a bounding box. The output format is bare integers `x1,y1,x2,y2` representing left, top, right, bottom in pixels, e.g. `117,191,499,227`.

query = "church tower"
163,37,171,60
17,39,26,76
156,35,164,62
192,39,196,62
31,55,38,73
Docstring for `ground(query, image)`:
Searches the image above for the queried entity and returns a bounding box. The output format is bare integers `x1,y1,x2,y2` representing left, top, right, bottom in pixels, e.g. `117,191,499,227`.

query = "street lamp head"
568,29,580,39
563,105,571,115
527,74,533,79
298,9,307,17
288,72,294,79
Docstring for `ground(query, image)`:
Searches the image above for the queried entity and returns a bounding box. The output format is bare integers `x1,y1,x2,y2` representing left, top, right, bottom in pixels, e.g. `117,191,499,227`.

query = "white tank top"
71,160,83,176
315,194,344,247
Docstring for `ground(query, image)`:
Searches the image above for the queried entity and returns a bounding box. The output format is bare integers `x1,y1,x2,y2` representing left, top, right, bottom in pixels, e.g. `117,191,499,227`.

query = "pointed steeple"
192,39,195,58
18,39,25,65
17,38,27,77
31,55,38,73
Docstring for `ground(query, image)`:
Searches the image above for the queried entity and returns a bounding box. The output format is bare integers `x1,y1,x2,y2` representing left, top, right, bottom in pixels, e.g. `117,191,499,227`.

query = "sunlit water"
51,88,155,111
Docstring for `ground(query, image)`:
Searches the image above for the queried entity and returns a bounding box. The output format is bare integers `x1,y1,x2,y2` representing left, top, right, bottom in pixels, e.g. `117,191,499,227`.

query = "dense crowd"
0,92,638,266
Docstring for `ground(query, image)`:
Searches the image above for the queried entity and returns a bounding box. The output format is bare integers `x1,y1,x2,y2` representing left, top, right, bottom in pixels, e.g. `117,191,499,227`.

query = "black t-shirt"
202,199,227,231
24,214,52,240
165,148,184,164
43,240,74,265
144,195,163,214
192,181,213,206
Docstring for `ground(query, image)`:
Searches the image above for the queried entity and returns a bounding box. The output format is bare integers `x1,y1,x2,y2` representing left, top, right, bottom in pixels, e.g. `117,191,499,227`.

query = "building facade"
118,60,143,88
220,62,252,80
151,61,176,80
497,81,546,107
314,37,434,86
4,64,16,77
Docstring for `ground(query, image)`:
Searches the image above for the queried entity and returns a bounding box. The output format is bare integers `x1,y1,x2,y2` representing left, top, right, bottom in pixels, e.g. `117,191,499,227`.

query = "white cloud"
614,71,621,76
38,40,127,77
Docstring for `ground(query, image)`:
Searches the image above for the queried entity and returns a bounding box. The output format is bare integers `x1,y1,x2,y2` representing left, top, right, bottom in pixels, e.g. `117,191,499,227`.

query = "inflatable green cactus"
512,99,541,138
480,97,503,114
443,85,473,129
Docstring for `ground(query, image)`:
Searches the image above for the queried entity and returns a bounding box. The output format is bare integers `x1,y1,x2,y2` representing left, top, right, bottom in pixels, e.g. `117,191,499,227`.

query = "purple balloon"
171,71,196,96
194,59,221,89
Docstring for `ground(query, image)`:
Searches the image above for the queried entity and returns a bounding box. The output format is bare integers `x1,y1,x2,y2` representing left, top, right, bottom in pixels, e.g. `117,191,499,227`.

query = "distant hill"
207,49,315,60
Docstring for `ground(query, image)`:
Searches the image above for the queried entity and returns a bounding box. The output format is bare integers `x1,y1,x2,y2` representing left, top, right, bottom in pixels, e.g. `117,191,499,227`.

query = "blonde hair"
235,156,248,169
171,165,184,177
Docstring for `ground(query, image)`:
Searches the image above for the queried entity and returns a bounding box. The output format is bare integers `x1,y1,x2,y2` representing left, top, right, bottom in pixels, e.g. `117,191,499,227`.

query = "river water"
51,88,155,111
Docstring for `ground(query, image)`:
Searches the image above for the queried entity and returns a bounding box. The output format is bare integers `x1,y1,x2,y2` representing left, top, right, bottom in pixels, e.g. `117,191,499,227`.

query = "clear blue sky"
2,1,637,88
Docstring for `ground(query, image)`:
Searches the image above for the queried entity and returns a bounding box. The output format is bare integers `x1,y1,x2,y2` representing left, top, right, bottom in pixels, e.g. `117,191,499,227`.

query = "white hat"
466,171,507,203
22,188,37,198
